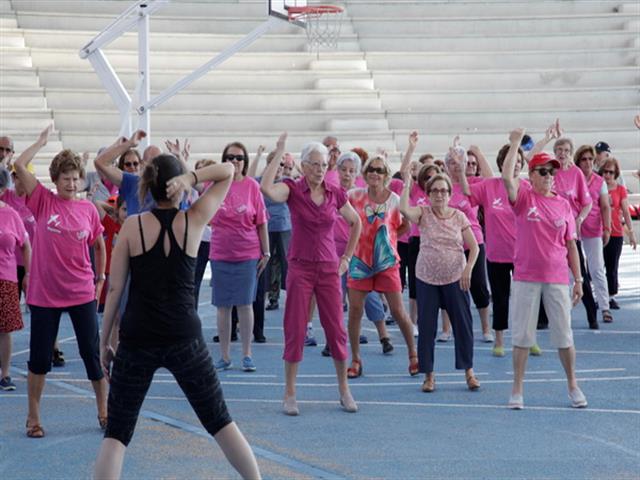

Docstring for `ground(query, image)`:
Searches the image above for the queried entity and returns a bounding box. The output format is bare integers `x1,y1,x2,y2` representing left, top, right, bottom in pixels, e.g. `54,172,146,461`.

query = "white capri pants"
510,281,574,349
581,236,609,311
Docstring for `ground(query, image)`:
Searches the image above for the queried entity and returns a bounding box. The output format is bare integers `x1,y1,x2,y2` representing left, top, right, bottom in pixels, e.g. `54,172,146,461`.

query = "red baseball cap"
529,152,561,171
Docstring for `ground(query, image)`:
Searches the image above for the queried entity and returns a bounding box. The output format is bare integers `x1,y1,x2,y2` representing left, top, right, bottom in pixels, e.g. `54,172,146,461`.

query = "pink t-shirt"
388,179,409,243
409,182,429,238
1,189,36,266
284,176,347,263
348,188,402,279
416,206,471,285
511,187,577,285
26,183,104,307
0,204,27,283
581,173,606,239
324,169,340,187
469,177,531,263
209,176,267,262
450,182,484,246
553,165,592,219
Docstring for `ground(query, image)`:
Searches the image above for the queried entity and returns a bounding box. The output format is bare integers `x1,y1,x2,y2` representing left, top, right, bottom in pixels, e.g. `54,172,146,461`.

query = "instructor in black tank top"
95,148,261,479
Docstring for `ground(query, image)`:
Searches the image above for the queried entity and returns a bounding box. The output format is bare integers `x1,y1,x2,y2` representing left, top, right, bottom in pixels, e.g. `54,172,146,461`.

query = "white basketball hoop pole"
79,0,288,148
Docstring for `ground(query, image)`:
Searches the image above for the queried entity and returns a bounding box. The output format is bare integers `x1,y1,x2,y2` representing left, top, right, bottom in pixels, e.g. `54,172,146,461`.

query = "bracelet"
574,277,584,284
341,255,352,263
262,252,271,258
190,171,199,185
96,274,106,281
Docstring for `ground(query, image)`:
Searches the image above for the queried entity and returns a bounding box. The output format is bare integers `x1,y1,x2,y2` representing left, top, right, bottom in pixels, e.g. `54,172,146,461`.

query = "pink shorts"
347,265,402,293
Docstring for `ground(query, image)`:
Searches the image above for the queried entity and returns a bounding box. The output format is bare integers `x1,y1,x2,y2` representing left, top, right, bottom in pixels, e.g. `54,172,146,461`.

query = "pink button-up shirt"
283,176,348,262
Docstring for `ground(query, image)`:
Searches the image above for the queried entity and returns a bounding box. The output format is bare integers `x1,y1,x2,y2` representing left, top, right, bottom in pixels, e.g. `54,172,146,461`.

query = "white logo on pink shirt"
492,198,504,209
47,214,62,233
77,230,89,241
527,207,541,222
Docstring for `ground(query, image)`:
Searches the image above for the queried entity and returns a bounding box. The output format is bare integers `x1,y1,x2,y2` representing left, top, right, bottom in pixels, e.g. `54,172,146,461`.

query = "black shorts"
105,336,232,446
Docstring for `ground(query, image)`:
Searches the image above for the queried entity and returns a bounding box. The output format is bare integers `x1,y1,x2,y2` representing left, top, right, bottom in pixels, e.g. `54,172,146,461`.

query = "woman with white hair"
261,134,361,416
345,154,419,378
333,152,394,356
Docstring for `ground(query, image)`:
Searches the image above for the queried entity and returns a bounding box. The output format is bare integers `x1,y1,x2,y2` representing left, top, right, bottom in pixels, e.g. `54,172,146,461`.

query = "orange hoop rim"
287,5,343,20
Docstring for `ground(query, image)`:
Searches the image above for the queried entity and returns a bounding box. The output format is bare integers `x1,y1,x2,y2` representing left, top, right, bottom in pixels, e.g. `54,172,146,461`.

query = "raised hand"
634,114,640,130
452,135,461,147
165,138,181,156
509,128,526,144
130,130,147,147
256,144,266,156
276,132,288,151
555,118,563,138
37,124,53,147
182,138,191,162
408,130,419,149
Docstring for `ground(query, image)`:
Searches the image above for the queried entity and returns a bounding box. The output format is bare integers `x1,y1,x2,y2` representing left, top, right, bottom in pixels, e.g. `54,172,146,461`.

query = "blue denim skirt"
210,259,259,307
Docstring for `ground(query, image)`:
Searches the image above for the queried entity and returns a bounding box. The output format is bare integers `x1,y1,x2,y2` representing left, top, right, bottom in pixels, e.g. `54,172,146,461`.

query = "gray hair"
336,151,362,174
445,145,468,165
300,142,328,164
0,166,10,190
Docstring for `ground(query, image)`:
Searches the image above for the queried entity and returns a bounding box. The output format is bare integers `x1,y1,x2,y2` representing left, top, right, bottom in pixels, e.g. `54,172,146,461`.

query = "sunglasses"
124,161,139,168
429,188,450,196
467,162,477,167
602,169,616,175
533,167,556,177
0,147,13,153
223,154,246,162
366,167,386,175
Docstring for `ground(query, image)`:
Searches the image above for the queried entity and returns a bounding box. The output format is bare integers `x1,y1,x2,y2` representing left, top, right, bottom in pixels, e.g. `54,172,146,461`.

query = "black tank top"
119,208,202,347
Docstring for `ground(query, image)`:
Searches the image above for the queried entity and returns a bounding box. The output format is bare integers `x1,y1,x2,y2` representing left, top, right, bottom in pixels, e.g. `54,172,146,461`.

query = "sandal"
347,359,363,379
602,310,613,323
26,421,45,438
98,415,108,431
408,353,419,377
421,374,435,393
466,374,481,391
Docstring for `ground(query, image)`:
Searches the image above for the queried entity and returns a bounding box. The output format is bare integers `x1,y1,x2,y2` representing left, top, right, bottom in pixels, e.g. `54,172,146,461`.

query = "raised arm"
468,145,493,177
338,200,362,275
399,171,422,223
502,128,526,204
247,144,266,178
260,133,290,203
527,119,562,161
400,131,418,174
94,130,146,187
14,125,52,196
164,138,191,172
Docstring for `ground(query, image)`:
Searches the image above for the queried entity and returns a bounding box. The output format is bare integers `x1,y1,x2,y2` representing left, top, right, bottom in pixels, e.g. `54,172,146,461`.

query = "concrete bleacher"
0,0,638,189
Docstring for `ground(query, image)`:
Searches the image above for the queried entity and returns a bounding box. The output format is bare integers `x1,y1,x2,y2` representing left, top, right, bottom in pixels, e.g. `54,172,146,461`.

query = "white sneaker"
569,387,588,408
412,324,419,337
482,332,494,343
436,331,451,342
508,393,524,410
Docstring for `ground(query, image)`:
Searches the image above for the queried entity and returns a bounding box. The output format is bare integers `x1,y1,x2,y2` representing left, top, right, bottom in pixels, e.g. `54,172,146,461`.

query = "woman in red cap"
502,129,587,410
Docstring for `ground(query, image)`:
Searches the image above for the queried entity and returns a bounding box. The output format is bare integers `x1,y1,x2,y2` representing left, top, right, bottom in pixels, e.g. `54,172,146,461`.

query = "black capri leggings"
28,301,103,379
407,236,420,299
486,260,513,331
603,235,624,296
464,244,491,310
397,240,409,291
105,336,232,446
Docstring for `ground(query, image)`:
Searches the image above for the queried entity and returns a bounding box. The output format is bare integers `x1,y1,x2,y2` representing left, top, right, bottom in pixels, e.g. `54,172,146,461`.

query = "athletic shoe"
359,335,368,344
482,332,494,343
412,324,419,337
52,349,65,367
380,337,394,355
253,335,267,343
321,345,331,357
529,344,542,356
265,301,279,311
385,315,396,326
508,393,524,410
492,346,505,357
213,333,238,343
242,356,256,372
0,377,16,391
569,387,588,408
304,335,317,347
609,298,620,310
436,331,451,343
214,358,233,370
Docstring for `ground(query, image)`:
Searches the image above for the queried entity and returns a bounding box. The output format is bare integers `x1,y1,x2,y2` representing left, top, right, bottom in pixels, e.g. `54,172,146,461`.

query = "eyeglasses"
366,167,386,175
223,154,246,162
533,167,556,177
467,162,477,167
429,188,450,196
0,147,13,153
124,161,139,168
602,169,616,175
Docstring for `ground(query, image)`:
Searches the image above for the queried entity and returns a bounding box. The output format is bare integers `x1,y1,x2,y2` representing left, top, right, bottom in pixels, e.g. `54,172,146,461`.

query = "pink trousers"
283,259,348,363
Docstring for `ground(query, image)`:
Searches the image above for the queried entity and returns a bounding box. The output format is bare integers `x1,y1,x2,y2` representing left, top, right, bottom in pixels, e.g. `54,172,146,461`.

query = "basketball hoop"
287,5,344,51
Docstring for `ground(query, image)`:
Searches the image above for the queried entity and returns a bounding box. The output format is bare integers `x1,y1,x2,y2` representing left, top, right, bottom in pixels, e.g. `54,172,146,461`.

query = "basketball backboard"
269,0,307,26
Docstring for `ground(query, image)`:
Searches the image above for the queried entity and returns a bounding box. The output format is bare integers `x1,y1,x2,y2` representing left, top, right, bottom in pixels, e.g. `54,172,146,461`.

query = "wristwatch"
574,277,584,283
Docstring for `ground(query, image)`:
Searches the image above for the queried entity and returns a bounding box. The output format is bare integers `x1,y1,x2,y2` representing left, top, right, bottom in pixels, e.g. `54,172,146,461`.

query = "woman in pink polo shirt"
210,141,269,373
261,133,362,416
552,138,598,329
574,145,613,323
0,167,31,391
502,129,587,410
14,126,108,438
346,154,419,378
